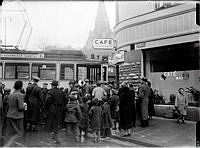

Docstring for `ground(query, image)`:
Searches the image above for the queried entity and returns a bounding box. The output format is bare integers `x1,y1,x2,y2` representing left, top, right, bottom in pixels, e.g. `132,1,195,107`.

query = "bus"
0,49,104,89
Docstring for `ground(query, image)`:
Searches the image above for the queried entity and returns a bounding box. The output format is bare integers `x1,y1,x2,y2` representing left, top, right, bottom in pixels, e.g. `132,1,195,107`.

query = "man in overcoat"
45,80,66,143
24,76,43,131
138,77,150,127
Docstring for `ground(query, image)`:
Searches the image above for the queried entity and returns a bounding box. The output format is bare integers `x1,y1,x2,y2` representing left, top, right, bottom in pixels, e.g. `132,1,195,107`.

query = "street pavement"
7,130,139,147
1,116,196,147
112,116,196,147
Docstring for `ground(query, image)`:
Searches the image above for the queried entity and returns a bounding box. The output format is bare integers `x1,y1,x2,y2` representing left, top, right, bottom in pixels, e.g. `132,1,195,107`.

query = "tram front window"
32,63,56,80
60,64,74,80
5,63,29,79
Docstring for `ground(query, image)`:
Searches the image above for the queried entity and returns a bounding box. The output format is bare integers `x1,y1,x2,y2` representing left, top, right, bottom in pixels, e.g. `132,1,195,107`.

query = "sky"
0,1,115,50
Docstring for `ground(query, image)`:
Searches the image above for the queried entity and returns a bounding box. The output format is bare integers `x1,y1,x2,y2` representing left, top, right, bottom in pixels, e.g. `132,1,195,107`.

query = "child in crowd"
88,98,102,143
101,96,112,139
64,95,82,142
110,89,120,131
79,96,89,142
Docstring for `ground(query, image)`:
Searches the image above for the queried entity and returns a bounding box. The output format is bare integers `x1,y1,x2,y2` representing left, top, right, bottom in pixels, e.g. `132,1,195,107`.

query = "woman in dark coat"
4,81,25,145
119,82,134,137
147,81,155,120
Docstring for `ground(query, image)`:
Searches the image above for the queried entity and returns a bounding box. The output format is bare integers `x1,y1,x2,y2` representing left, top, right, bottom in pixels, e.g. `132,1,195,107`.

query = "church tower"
83,1,113,60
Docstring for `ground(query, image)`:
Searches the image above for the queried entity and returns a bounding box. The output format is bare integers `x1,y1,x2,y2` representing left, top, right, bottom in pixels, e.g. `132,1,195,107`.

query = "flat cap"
32,76,40,81
69,95,77,101
85,79,89,82
69,80,75,84
92,97,98,104
51,80,58,86
141,77,148,82
43,82,48,85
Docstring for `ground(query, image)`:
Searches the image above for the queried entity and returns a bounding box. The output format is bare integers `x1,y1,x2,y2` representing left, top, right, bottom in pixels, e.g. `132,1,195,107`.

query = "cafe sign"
160,71,190,80
0,53,45,59
93,39,114,49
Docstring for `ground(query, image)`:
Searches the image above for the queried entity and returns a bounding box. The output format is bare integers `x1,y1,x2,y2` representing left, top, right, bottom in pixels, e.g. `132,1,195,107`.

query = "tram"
0,49,103,89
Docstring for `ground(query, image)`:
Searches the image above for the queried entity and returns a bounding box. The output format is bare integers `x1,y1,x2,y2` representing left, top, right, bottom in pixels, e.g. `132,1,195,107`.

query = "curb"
111,135,161,147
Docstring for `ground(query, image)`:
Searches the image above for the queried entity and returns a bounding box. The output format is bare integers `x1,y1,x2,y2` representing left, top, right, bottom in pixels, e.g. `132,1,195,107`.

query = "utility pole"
4,17,6,50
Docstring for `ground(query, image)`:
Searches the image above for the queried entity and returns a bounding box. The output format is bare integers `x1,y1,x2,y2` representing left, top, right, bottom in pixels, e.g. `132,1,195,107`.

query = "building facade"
83,1,113,61
114,2,200,104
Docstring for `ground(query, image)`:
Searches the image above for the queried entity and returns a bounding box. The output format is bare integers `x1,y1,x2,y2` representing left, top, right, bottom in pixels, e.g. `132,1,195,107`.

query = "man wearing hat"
24,76,43,131
83,79,93,97
138,77,150,127
45,80,66,143
41,83,49,124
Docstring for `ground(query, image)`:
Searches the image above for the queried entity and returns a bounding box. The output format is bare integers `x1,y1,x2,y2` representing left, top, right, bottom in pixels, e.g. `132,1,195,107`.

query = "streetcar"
0,48,104,89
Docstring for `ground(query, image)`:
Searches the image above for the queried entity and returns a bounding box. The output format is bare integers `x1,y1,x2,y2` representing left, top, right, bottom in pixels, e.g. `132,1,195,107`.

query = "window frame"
60,64,74,80
4,63,29,79
32,63,56,80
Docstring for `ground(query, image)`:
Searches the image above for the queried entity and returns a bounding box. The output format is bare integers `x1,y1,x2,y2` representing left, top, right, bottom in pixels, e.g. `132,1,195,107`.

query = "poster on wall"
119,62,141,90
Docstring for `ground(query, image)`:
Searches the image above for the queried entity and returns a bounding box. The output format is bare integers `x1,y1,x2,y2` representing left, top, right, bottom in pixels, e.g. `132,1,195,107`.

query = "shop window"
5,63,29,79
130,44,135,51
91,54,95,59
97,55,100,60
32,63,56,80
60,64,74,80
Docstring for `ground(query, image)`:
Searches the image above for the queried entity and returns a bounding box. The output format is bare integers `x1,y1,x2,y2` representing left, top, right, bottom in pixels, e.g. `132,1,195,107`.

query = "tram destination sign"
0,53,45,59
93,38,114,49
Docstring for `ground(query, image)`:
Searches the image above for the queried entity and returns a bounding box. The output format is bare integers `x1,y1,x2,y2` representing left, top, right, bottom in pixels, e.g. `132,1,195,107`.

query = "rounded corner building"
114,1,200,118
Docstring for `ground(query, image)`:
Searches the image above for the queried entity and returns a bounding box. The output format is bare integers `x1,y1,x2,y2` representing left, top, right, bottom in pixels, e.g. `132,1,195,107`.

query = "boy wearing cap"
88,98,102,143
64,95,82,142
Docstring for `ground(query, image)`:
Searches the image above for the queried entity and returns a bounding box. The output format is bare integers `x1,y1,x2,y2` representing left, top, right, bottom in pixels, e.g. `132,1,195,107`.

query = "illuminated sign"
93,39,114,49
0,53,44,59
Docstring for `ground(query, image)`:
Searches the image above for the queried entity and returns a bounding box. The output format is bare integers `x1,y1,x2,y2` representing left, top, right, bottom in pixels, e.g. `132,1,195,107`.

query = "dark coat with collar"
45,87,66,132
25,83,42,123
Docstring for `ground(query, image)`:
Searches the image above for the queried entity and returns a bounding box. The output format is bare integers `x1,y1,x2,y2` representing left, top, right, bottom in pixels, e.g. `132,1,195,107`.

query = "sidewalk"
112,117,196,147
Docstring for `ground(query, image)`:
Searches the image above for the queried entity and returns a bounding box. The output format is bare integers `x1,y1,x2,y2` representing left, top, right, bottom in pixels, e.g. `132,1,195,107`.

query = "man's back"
92,87,107,100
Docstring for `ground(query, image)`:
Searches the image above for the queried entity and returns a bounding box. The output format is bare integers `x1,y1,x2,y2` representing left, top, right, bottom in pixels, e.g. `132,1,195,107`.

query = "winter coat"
89,105,102,130
45,87,66,130
119,86,134,130
138,83,150,120
24,83,42,123
175,93,188,115
6,90,24,119
110,94,120,120
148,88,155,117
101,102,112,129
79,103,89,129
64,101,82,123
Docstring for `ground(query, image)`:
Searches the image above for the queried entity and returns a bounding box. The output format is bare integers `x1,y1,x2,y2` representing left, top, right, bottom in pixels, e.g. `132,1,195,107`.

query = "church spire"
95,1,109,23
94,1,111,34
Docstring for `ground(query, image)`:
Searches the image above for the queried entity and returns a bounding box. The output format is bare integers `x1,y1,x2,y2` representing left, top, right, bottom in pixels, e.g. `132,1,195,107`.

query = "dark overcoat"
89,105,102,130
101,102,112,129
138,83,150,120
45,87,66,132
119,87,134,130
148,88,155,117
110,94,119,120
79,103,89,130
25,83,42,123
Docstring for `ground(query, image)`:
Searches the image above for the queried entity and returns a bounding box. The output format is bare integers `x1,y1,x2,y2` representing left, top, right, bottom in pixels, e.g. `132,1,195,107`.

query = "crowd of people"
0,76,157,145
